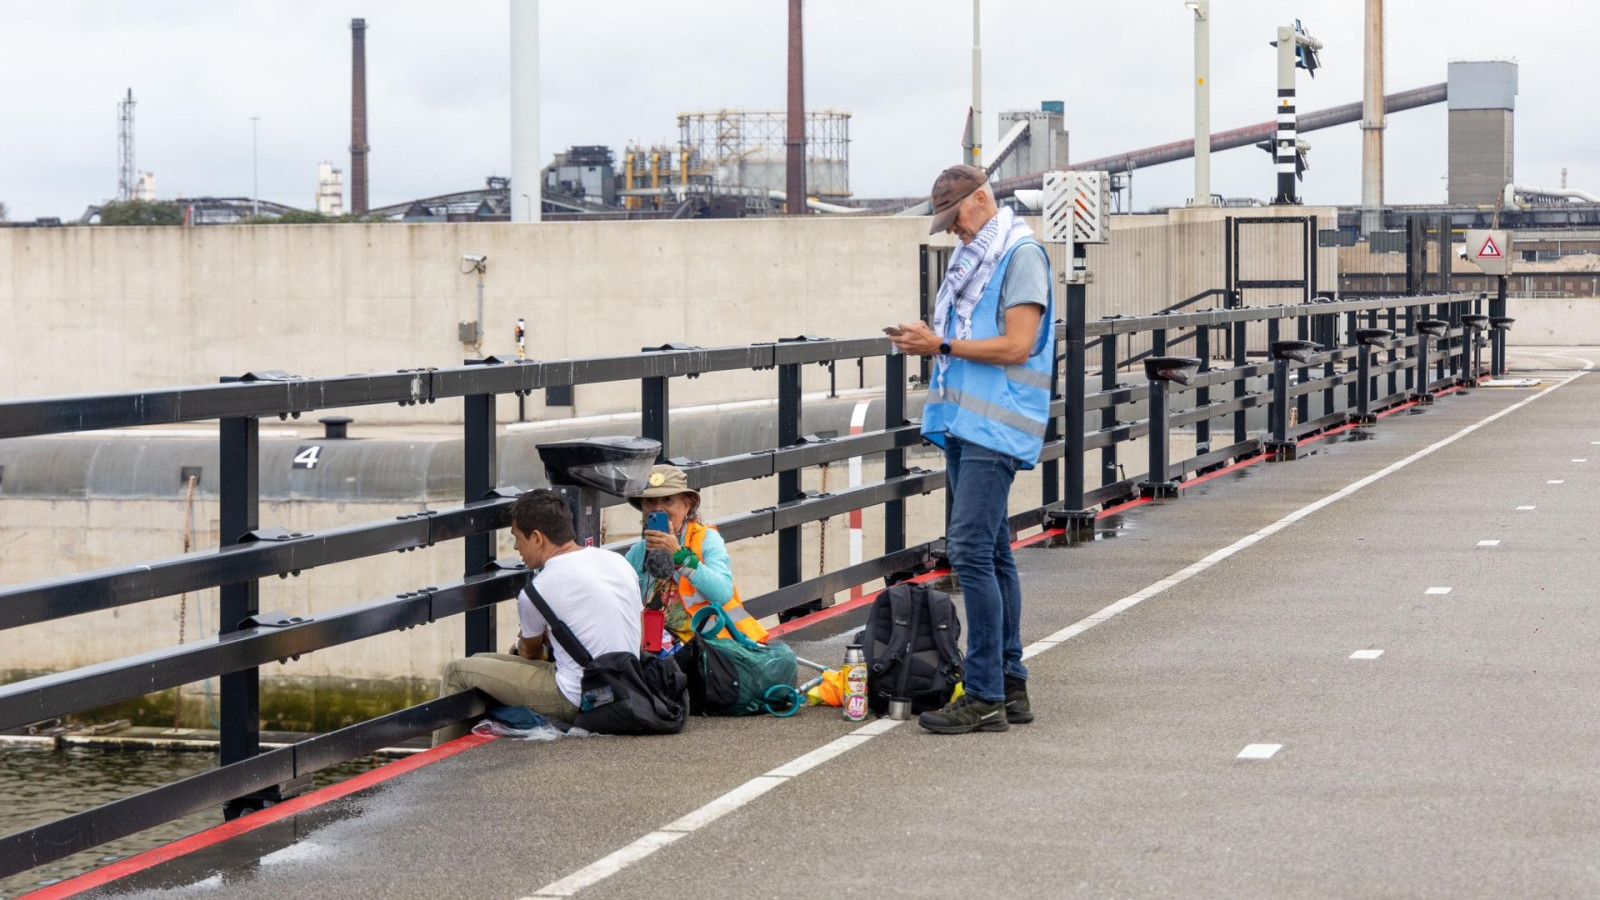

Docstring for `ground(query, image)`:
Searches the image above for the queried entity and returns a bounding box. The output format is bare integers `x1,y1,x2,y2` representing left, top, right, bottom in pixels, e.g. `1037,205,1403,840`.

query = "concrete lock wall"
0,208,1339,425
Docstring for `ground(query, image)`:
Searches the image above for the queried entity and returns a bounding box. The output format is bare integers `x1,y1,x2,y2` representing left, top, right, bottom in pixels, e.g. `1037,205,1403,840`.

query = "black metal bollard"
1352,328,1394,425
1489,317,1515,378
1138,357,1199,499
1460,315,1490,387
1266,340,1319,462
1413,319,1449,405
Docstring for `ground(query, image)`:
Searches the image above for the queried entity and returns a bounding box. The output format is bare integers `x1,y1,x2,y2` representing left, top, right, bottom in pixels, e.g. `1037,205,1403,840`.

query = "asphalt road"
83,348,1600,900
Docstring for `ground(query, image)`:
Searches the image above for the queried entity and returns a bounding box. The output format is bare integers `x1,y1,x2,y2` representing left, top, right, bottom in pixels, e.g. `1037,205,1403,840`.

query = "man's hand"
517,630,547,660
887,322,942,357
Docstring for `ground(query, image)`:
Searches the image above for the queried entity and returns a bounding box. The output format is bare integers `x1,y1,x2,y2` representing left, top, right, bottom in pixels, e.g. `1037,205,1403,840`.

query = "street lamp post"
1185,1,1211,206
250,116,260,217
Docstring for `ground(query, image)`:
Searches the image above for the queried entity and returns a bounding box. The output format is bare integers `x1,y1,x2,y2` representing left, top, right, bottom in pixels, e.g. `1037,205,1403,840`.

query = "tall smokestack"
350,17,370,215
1360,0,1384,236
510,1,541,223
785,0,806,215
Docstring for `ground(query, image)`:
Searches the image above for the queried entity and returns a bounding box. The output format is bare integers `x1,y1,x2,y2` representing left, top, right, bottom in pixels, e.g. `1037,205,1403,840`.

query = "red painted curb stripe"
19,733,497,900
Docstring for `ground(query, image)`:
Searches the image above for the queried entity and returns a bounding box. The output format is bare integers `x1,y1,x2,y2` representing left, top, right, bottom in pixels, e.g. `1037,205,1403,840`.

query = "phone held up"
646,511,671,534
882,326,904,336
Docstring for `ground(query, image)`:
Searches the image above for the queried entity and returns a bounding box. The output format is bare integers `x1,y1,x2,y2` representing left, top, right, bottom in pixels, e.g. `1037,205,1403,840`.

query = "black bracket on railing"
237,370,303,382
239,527,307,542
239,611,310,629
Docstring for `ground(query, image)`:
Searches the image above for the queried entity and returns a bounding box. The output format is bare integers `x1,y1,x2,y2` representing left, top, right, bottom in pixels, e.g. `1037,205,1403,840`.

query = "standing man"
432,489,641,744
889,164,1054,735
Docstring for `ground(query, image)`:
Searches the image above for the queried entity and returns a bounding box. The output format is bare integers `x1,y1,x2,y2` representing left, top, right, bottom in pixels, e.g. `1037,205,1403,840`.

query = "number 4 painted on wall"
292,445,323,470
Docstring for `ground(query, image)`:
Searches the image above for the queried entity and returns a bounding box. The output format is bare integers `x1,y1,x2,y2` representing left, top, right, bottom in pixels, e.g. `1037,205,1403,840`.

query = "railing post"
1051,247,1094,534
463,364,497,655
218,413,260,773
777,350,804,616
884,351,907,554
1195,326,1211,459
1100,334,1119,492
1231,293,1248,448
1041,324,1061,509
1491,275,1508,376
1138,356,1196,500
1266,332,1319,462
642,375,669,463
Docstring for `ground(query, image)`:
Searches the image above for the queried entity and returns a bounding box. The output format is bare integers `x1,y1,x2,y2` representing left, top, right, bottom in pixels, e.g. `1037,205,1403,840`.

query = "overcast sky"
1,1,1592,222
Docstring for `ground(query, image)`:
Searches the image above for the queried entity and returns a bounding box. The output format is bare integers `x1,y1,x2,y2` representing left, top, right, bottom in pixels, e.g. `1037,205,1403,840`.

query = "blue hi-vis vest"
922,238,1056,469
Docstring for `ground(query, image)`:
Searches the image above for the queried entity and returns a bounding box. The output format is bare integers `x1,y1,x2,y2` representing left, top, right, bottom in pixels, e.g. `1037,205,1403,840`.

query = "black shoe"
1004,676,1034,725
918,694,1009,734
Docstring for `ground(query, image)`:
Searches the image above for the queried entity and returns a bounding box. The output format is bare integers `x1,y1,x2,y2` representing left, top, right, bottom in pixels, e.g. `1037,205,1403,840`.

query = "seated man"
432,488,642,745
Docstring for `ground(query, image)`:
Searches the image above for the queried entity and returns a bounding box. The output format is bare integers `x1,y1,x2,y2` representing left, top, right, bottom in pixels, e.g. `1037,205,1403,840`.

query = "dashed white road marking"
1477,540,1500,547
1548,480,1565,485
524,360,1590,899
1425,587,1453,595
1573,459,1588,463
1516,505,1536,511
1350,650,1385,660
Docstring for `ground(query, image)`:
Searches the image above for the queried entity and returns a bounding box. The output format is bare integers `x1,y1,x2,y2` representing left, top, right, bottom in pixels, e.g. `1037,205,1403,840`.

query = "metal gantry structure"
0,213,1500,882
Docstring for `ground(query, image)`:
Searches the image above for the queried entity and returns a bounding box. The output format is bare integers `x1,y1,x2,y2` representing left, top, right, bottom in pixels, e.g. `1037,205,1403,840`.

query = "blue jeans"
944,436,1028,703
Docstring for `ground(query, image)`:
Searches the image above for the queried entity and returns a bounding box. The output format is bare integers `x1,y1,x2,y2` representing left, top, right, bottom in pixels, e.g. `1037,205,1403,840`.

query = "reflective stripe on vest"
680,522,769,644
922,238,1056,468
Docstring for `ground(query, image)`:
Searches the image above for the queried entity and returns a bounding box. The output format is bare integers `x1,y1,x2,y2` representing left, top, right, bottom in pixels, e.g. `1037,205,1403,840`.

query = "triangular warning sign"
1478,235,1503,259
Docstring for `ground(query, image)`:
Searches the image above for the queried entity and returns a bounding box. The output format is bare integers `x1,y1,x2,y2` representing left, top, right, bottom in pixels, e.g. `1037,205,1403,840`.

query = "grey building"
1447,61,1518,206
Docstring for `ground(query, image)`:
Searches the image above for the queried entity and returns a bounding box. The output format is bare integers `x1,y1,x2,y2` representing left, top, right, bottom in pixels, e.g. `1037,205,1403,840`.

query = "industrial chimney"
785,0,806,215
350,18,370,215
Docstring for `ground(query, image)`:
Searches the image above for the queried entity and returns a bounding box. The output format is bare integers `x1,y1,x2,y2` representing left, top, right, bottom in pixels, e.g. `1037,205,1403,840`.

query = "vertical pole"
967,0,982,168
1191,0,1211,206
918,245,934,386
642,375,669,463
1415,329,1432,401
1357,342,1373,420
1100,335,1118,490
1064,249,1087,514
218,414,260,770
509,1,540,222
1144,380,1171,495
1492,275,1508,375
1295,313,1310,428
1195,326,1211,455
1345,311,1359,413
1387,305,1400,398
1404,305,1417,393
463,387,497,654
884,352,907,553
1274,25,1298,205
777,360,802,593
1360,0,1386,237
1041,324,1061,509
785,0,806,215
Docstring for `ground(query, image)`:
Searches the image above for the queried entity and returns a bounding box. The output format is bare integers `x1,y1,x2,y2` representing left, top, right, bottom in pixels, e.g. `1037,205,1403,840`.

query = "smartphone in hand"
882,326,904,336
646,511,670,534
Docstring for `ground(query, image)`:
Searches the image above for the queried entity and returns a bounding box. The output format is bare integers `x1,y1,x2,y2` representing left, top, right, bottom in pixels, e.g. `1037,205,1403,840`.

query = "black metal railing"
0,287,1488,879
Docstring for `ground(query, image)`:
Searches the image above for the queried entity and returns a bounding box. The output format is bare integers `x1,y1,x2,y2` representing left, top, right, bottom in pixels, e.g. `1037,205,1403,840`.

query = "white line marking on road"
1426,587,1453,595
525,362,1590,898
1350,649,1385,660
1477,540,1500,547
1516,505,1536,511
1548,480,1565,485
1238,744,1283,760
1573,459,1588,463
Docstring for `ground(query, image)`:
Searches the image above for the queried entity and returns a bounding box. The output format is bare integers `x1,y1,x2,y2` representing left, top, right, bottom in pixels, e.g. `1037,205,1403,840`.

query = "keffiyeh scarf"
932,206,1033,380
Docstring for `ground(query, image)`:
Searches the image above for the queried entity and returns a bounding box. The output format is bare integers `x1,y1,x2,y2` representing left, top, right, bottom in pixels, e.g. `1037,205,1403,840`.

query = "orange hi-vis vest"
681,522,769,644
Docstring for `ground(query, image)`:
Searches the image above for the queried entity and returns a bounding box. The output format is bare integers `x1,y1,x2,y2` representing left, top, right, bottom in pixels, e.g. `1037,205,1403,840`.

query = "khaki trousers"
431,652,581,745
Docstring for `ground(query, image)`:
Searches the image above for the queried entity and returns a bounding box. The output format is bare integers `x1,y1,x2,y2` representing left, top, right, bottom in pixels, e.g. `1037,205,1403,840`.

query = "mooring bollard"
1137,357,1200,499
1413,319,1449,405
1489,317,1515,378
1266,340,1319,462
1352,328,1394,425
1460,314,1490,387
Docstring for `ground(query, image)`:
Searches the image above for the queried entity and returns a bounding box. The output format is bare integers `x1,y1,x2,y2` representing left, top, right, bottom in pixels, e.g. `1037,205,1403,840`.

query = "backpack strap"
925,590,965,678
871,584,915,677
523,583,594,668
892,585,925,699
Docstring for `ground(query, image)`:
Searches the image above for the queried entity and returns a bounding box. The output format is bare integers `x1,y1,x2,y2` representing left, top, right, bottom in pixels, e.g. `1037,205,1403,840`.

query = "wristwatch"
938,341,952,356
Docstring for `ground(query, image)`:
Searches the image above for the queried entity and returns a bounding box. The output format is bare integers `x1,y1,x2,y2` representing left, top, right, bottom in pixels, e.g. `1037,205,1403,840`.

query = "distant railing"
0,288,1492,879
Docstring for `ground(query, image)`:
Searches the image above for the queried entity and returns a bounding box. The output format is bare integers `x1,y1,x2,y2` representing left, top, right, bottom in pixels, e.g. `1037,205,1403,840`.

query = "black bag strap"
893,585,925,699
926,590,965,675
871,585,914,676
522,583,595,668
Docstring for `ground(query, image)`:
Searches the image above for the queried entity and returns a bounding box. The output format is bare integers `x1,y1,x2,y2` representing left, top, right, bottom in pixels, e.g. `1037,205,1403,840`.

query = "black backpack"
858,583,964,715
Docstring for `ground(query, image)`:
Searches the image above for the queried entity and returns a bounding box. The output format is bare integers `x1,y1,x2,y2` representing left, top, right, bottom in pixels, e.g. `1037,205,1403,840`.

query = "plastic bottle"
842,644,867,721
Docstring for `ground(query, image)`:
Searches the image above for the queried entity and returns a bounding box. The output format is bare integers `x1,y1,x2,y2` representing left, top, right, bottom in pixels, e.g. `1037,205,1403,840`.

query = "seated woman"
625,464,768,649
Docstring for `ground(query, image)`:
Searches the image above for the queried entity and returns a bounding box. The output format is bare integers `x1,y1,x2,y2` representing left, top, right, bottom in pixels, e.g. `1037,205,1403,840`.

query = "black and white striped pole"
1272,21,1321,205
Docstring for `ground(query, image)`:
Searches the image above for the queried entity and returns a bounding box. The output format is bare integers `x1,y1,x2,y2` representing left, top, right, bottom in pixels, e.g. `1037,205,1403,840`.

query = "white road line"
1548,480,1565,485
1349,650,1385,660
1574,459,1589,463
523,363,1589,899
1516,505,1536,511
1237,744,1283,760
1477,540,1500,547
1425,587,1453,595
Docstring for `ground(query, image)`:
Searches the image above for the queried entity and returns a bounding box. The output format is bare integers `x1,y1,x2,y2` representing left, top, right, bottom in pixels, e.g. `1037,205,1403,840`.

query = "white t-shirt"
517,547,643,706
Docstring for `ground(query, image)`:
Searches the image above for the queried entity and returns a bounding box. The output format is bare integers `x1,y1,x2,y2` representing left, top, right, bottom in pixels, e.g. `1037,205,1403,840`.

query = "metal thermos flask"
842,644,867,721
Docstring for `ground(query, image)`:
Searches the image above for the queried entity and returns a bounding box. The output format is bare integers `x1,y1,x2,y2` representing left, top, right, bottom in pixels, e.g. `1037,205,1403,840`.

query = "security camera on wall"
462,254,486,264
